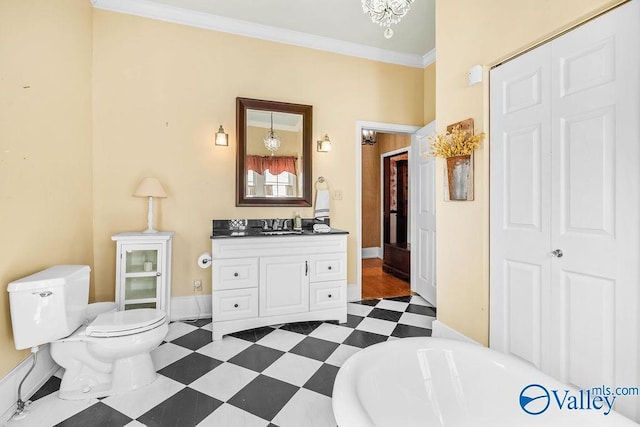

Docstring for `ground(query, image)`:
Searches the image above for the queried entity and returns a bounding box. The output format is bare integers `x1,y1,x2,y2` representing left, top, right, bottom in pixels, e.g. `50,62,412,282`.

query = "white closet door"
491,1,639,421
549,2,639,419
490,44,552,369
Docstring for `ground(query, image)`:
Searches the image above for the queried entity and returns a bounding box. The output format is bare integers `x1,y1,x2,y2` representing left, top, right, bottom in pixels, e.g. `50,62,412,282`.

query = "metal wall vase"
446,154,473,201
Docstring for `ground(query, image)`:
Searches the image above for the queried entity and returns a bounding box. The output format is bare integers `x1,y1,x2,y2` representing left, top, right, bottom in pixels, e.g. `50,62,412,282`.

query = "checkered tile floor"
11,295,435,427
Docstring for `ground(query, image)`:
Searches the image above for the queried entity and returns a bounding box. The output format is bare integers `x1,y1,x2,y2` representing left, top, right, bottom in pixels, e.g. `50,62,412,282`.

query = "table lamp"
133,177,167,233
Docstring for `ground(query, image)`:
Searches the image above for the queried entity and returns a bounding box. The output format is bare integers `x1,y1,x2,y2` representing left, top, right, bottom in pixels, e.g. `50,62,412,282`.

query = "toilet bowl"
50,305,168,400
7,265,169,400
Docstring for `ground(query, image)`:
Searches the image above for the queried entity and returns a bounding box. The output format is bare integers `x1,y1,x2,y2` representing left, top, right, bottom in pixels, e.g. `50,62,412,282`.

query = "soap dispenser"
294,212,302,230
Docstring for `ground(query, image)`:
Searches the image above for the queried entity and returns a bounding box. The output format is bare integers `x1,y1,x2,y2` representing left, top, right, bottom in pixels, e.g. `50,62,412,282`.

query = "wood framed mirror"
236,97,312,207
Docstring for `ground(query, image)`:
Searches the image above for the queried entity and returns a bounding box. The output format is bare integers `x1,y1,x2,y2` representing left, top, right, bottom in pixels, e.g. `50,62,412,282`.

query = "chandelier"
361,0,414,39
263,112,281,155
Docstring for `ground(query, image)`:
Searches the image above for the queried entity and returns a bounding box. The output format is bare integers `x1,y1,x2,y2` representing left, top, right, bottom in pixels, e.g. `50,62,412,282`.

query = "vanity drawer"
212,288,258,322
309,253,346,282
212,258,258,290
309,280,345,311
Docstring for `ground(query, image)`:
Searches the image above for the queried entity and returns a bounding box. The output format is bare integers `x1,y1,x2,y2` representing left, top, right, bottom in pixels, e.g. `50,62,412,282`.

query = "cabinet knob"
328,294,332,298
234,303,239,308
156,272,161,277
233,272,239,277
328,266,332,270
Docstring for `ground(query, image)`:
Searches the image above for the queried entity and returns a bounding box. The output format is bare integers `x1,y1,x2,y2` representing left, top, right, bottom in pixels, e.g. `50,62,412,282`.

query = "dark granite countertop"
211,218,348,239
210,227,348,239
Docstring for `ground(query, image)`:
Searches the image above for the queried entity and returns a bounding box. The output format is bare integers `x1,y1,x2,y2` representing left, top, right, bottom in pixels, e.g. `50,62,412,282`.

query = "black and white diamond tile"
12,295,435,427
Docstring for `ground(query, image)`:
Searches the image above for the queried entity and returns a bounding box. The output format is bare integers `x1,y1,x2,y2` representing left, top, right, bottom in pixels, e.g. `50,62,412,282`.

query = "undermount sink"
260,230,303,236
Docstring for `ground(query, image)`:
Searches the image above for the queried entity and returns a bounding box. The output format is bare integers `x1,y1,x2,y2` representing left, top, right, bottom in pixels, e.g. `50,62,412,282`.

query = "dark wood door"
382,153,410,281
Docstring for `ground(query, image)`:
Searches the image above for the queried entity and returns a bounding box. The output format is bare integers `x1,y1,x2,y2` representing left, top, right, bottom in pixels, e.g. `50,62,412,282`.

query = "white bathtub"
332,338,637,427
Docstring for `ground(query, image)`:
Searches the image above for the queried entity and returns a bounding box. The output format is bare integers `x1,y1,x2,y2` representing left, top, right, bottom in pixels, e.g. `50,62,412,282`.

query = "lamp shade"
133,177,168,198
215,125,229,146
317,134,332,152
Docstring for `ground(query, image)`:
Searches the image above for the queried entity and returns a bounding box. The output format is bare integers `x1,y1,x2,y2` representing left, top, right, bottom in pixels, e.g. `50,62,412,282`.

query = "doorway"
360,131,412,299
355,121,436,304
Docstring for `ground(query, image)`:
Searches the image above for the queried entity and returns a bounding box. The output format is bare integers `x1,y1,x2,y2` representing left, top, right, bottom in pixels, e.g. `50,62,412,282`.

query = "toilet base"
57,353,159,400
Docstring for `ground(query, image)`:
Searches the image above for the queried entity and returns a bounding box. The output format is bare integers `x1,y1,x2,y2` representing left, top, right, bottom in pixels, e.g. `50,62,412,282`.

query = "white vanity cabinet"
111,231,174,316
210,234,347,340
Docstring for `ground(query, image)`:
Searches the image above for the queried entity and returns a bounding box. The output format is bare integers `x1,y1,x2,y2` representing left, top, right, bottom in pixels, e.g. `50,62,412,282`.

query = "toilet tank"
7,265,90,350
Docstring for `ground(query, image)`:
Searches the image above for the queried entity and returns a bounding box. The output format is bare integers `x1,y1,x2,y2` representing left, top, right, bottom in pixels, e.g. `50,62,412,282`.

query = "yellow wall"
91,10,425,300
434,0,626,345
0,0,93,377
0,2,434,380
423,62,436,124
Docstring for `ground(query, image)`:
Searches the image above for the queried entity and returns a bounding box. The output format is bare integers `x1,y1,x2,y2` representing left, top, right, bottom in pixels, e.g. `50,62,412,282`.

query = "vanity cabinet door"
259,255,309,317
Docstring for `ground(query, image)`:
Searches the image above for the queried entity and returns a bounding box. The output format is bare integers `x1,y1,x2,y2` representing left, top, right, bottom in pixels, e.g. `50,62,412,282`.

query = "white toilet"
7,265,168,400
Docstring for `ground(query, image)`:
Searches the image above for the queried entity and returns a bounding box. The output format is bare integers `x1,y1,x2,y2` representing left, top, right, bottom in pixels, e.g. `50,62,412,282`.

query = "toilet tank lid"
7,265,91,293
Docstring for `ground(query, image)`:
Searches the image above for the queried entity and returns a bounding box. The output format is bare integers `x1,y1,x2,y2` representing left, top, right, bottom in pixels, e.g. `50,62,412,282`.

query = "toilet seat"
86,308,166,337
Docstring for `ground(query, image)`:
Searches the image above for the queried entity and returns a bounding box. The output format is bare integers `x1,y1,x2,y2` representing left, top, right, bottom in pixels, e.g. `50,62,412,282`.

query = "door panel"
559,37,615,97
504,260,541,367
490,43,552,365
560,107,615,236
503,125,543,230
411,122,436,304
561,271,615,389
550,6,638,413
503,68,543,114
259,256,309,317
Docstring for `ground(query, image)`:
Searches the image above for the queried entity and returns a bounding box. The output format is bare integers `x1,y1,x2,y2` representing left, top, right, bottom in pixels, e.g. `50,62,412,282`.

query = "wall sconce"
317,134,332,152
215,125,228,146
362,129,376,145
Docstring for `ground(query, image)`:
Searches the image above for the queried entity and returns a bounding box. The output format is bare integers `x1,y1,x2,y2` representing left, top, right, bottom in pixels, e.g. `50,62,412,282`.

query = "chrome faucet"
282,219,291,230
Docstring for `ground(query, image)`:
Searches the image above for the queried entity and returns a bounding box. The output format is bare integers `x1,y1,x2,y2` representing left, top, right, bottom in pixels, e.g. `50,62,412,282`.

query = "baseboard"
0,345,58,424
361,247,382,259
170,294,212,321
347,283,361,302
431,320,480,345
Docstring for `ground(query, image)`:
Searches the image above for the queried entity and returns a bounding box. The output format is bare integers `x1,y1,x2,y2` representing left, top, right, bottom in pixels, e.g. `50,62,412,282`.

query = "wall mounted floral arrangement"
428,118,485,201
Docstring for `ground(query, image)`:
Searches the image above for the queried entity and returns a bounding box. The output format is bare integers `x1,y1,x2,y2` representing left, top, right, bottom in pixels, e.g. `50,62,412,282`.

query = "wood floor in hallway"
362,258,411,299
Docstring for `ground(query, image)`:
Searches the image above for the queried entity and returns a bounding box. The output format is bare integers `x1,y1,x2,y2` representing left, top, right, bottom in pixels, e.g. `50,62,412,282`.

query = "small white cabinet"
211,234,347,340
111,232,174,317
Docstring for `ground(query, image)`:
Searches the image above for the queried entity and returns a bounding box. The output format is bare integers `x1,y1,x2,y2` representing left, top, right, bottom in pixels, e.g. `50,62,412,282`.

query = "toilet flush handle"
33,291,52,298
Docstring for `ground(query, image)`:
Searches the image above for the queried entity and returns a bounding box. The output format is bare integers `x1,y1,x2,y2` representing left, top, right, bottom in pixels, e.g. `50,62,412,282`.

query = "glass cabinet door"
122,244,162,310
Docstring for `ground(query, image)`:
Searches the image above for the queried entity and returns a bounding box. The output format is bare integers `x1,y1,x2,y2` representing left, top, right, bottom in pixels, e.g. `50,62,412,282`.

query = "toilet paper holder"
197,252,212,268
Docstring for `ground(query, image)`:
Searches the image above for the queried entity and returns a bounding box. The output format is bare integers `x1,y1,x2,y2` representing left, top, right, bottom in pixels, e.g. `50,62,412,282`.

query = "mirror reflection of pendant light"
264,112,281,155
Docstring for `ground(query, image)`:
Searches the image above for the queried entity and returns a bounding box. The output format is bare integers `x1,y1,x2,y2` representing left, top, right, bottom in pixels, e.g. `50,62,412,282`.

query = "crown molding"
422,48,436,67
91,0,427,69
